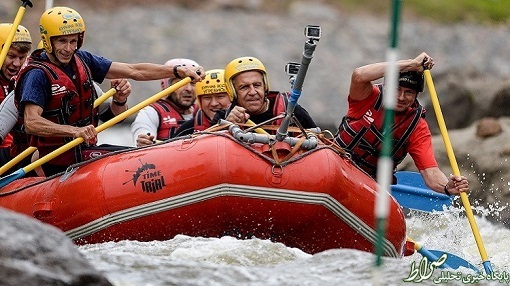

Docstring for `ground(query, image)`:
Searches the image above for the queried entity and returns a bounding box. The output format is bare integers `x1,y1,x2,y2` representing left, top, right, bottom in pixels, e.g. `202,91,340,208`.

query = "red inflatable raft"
0,125,406,257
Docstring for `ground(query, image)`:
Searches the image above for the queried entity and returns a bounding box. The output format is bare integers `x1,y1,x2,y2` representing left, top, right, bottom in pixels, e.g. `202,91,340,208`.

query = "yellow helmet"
39,6,85,53
37,40,44,49
0,23,32,49
160,58,199,90
224,56,269,101
195,69,229,109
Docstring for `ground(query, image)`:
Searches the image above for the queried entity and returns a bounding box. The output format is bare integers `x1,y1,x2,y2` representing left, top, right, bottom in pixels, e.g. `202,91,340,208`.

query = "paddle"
0,0,33,69
0,87,117,176
425,69,493,274
391,171,453,212
408,237,480,272
0,146,36,176
93,87,117,108
0,77,192,188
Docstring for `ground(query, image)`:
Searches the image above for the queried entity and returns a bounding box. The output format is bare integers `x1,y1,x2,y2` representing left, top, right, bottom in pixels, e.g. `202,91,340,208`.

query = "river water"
79,207,509,286
82,127,510,286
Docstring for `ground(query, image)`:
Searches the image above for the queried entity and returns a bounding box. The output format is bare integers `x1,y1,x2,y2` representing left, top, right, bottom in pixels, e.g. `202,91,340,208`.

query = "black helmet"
398,71,424,93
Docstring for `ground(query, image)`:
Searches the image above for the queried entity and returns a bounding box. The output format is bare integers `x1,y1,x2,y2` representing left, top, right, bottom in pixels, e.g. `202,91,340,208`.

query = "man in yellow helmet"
174,69,232,137
0,23,32,149
15,7,204,176
219,56,316,130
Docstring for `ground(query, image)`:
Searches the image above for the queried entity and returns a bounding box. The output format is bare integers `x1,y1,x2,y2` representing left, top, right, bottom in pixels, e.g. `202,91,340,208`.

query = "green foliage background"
335,0,510,24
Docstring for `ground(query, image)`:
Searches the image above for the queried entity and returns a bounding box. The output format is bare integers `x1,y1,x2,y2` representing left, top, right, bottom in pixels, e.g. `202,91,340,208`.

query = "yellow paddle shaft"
424,70,490,264
0,6,28,69
93,87,117,108
21,78,191,174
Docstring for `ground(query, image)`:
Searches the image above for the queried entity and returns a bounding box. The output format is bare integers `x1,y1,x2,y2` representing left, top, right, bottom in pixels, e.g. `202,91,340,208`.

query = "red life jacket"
0,76,13,148
15,50,97,166
335,85,425,177
151,100,195,140
193,109,212,131
268,91,287,126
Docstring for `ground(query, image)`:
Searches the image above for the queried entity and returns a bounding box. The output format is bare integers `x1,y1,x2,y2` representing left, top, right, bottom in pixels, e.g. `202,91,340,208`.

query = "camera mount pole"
275,26,320,142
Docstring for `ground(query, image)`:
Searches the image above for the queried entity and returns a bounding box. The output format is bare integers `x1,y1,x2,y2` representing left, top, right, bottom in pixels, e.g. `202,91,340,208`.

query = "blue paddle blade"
391,171,453,212
0,168,26,188
427,249,480,273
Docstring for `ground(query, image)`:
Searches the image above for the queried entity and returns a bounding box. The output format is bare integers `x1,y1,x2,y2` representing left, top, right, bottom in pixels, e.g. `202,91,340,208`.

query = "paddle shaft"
94,87,117,108
20,78,191,175
0,146,36,176
424,70,492,274
0,1,32,69
0,88,117,176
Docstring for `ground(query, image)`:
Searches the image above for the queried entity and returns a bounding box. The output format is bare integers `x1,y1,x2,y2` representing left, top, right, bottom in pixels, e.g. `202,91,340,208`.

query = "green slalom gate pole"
373,0,402,274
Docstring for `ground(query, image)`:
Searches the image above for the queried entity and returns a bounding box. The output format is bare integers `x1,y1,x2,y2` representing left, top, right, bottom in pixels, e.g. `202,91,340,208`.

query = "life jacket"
0,75,13,148
14,50,97,166
335,85,425,178
268,91,287,126
151,99,194,140
193,109,212,131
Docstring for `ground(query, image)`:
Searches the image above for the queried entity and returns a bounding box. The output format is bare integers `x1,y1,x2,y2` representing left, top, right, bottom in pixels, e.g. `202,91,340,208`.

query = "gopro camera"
304,25,321,41
285,62,300,76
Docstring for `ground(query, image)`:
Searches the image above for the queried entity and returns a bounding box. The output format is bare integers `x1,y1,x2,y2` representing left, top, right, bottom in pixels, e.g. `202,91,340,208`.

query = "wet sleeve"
293,105,317,128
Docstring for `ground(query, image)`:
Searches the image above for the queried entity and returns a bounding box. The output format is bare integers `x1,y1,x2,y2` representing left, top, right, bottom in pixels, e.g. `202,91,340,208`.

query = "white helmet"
160,58,199,90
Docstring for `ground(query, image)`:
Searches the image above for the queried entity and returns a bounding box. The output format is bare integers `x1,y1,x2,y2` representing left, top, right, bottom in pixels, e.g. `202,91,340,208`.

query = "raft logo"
124,159,167,193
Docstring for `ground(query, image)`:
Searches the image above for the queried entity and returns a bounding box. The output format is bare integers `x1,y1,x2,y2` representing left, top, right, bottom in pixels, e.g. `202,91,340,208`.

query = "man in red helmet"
15,7,204,176
335,52,469,196
131,58,200,146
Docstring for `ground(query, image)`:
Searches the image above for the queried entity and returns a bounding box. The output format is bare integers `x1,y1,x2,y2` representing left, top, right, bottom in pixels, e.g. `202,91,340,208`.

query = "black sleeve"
173,119,196,137
293,105,317,128
210,109,227,125
98,105,115,122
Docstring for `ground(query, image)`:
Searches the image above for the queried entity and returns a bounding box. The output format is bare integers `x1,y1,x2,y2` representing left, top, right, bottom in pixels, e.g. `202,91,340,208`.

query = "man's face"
199,92,231,119
395,86,418,112
50,34,79,65
168,78,196,110
232,71,266,115
1,46,28,80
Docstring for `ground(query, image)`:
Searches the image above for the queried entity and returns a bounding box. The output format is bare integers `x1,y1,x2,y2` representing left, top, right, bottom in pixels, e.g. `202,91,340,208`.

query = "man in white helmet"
131,58,200,147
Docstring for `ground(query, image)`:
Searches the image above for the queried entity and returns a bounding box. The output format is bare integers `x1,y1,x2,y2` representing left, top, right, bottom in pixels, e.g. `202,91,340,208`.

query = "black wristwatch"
113,99,127,106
